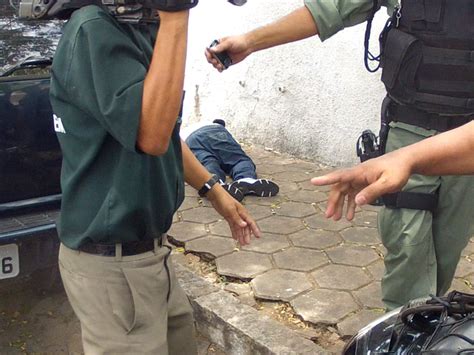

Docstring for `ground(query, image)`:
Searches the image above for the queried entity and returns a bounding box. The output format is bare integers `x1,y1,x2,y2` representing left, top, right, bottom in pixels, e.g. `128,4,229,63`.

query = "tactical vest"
380,0,474,116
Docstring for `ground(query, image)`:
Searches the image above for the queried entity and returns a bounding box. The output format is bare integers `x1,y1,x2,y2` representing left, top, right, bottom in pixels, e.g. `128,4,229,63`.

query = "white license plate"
0,244,20,280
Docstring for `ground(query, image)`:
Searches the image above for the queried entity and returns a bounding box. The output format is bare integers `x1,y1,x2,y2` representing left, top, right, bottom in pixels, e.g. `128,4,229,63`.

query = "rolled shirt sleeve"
304,0,398,41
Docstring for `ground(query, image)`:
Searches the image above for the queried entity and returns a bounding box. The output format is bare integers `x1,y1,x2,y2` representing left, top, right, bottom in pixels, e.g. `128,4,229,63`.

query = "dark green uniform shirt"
50,6,184,249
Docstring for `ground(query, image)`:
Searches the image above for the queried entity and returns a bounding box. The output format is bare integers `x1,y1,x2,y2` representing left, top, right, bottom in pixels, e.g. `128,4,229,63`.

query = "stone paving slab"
340,227,380,245
274,202,317,218
186,236,237,261
257,215,305,235
168,144,474,352
305,214,353,232
273,247,328,272
290,289,359,325
241,233,290,254
311,264,372,291
216,251,273,280
367,260,385,281
353,282,385,309
168,221,207,245
326,244,380,267
289,229,342,250
351,211,378,228
287,190,328,204
175,263,327,354
251,269,313,301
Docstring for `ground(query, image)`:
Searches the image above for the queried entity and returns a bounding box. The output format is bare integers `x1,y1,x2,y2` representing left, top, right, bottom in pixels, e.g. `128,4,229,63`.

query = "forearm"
404,122,474,176
181,140,227,200
181,140,212,189
138,11,189,155
246,6,318,53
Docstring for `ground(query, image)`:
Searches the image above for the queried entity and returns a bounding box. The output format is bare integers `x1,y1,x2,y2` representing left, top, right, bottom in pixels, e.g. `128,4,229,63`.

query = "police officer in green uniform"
206,0,474,311
48,2,260,353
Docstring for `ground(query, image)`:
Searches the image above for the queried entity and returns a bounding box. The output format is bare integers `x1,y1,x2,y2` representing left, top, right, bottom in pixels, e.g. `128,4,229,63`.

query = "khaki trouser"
59,242,197,355
379,123,474,310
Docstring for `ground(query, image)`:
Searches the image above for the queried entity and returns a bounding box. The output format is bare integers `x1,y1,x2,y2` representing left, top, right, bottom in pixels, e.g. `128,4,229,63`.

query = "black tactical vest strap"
380,0,474,116
422,47,474,67
387,102,473,132
413,93,474,110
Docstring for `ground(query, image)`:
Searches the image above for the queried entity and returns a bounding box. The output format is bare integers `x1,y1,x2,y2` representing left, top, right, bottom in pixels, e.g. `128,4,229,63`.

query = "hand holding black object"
205,35,252,72
152,0,198,12
208,40,233,69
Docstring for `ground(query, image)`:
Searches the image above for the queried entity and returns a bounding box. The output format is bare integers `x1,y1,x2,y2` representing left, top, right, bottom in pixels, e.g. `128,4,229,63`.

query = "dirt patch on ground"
0,267,225,354
0,277,82,354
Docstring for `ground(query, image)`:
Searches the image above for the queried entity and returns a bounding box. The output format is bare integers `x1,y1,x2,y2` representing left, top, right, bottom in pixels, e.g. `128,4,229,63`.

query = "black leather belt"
79,238,163,257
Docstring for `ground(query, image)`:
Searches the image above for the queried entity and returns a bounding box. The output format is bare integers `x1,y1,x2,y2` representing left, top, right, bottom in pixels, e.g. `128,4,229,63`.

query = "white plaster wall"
183,0,389,166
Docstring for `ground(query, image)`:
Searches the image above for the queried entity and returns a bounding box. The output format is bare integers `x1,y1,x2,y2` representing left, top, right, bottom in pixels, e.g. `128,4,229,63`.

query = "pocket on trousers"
107,258,169,335
381,28,422,102
106,276,138,334
379,207,432,248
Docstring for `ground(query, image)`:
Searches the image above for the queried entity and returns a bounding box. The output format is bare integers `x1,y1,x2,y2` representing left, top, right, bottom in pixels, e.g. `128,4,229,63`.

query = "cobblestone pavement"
169,144,474,341
1,144,473,354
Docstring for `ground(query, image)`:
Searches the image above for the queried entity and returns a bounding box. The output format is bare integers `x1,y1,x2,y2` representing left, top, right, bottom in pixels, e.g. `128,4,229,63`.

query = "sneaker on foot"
221,182,244,202
235,178,279,197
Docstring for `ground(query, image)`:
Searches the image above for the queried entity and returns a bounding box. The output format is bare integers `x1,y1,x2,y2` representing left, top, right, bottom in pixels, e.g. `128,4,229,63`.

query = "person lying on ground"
181,119,279,202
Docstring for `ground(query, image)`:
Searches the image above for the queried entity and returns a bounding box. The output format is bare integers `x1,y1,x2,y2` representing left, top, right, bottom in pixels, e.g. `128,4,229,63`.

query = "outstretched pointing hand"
311,152,412,221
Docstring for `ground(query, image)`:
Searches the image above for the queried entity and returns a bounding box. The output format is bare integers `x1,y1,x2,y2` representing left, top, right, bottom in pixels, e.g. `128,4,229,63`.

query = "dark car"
0,57,61,289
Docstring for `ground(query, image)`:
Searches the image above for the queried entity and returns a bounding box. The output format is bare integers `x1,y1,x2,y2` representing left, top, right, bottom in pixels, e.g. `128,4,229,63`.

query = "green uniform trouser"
379,122,474,311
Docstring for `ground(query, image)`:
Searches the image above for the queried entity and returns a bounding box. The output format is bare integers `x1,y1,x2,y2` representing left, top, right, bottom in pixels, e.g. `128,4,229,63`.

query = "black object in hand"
208,40,233,70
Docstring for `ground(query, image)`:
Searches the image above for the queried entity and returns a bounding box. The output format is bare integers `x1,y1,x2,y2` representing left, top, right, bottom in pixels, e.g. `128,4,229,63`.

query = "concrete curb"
175,263,328,355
